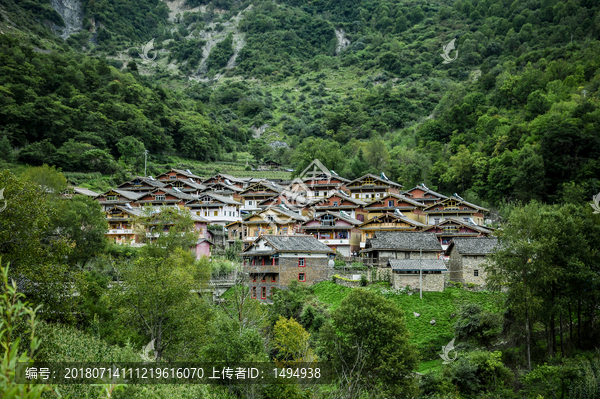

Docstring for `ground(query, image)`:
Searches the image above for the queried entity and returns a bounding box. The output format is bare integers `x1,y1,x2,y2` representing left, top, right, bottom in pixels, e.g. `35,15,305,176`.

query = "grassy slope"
312,281,505,371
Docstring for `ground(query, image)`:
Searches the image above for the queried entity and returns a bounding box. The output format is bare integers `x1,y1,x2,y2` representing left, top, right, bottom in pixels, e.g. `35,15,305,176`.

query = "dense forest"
2,0,600,206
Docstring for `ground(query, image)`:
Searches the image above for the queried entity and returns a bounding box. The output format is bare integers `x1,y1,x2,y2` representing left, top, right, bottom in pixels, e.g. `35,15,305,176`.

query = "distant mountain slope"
1,0,599,205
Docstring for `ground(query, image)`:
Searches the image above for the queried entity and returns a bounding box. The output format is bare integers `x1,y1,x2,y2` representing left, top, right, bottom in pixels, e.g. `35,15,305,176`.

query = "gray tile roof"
388,259,448,271
365,232,442,251
262,235,334,253
348,173,403,188
73,187,99,197
364,193,425,208
172,169,203,179
98,189,144,200
451,237,499,255
190,192,241,205
403,185,448,200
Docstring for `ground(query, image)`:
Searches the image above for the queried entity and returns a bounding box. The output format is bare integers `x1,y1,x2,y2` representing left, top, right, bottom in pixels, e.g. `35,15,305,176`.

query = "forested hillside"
1,0,599,206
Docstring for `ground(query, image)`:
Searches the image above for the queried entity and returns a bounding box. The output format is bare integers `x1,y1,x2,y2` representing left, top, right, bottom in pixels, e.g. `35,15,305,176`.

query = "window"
156,195,165,201
434,218,440,224
271,275,276,282
298,258,306,267
249,200,253,205
333,201,338,207
463,207,469,210
252,275,256,282
464,218,469,222
355,194,359,199
169,175,176,180
474,270,479,277
405,252,410,259
388,200,394,207
214,211,218,216
251,287,257,298
435,208,439,211
321,214,335,226
261,275,266,282
261,286,266,299
376,193,380,197
107,195,118,201
298,273,306,282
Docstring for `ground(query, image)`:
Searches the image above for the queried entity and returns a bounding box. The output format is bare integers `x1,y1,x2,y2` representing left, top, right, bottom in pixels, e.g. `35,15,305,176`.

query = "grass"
312,281,505,360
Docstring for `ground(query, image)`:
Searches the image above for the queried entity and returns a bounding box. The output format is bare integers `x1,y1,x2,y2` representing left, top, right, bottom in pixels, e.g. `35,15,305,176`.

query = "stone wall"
461,256,489,285
278,256,330,287
332,277,361,288
392,272,445,292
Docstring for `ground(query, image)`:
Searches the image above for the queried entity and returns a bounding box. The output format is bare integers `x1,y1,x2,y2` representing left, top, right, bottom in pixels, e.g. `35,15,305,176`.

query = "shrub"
360,273,368,287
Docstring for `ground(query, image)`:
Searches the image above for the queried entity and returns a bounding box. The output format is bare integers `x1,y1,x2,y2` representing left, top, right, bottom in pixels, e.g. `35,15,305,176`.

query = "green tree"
115,249,211,361
454,303,502,349
0,135,13,162
20,164,67,194
52,195,108,266
273,316,316,362
319,290,419,398
248,138,268,162
116,136,145,166
0,171,73,322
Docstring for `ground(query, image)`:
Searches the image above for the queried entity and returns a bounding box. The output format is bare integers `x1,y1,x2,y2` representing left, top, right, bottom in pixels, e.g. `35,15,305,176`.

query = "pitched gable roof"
96,189,144,201
363,232,442,252
347,173,403,189
242,235,334,255
447,237,499,255
363,193,426,209
359,212,428,228
422,217,493,235
423,196,489,212
388,259,447,271
189,192,241,205
403,185,448,200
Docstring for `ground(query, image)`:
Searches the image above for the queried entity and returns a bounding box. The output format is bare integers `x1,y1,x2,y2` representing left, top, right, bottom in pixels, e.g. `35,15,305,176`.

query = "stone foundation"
392,272,445,292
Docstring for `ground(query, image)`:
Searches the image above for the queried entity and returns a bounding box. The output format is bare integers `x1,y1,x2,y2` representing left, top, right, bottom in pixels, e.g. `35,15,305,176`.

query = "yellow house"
358,212,428,249
227,206,308,247
105,205,142,245
363,193,427,224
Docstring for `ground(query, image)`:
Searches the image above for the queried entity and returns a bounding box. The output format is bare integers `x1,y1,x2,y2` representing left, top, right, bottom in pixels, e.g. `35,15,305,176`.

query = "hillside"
1,0,599,206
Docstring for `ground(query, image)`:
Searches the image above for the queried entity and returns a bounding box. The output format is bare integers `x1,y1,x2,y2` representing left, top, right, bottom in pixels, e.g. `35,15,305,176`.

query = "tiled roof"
365,232,442,251
388,259,447,271
359,212,428,228
98,190,144,200
73,187,100,197
364,193,425,208
348,173,403,189
263,235,334,252
403,185,448,200
111,205,143,217
191,192,241,205
450,237,499,255
172,169,203,179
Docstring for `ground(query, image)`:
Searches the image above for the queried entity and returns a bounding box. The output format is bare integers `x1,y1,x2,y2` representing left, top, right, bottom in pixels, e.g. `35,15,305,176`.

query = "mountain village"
71,159,499,301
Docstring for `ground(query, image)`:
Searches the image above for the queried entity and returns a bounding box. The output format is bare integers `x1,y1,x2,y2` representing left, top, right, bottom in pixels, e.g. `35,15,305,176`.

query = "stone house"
241,235,335,301
387,259,447,292
361,231,442,268
446,237,499,285
422,217,494,251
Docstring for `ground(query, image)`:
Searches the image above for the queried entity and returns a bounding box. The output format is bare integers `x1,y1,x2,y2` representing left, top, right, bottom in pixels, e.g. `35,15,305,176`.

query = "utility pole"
420,248,423,300
144,150,149,177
